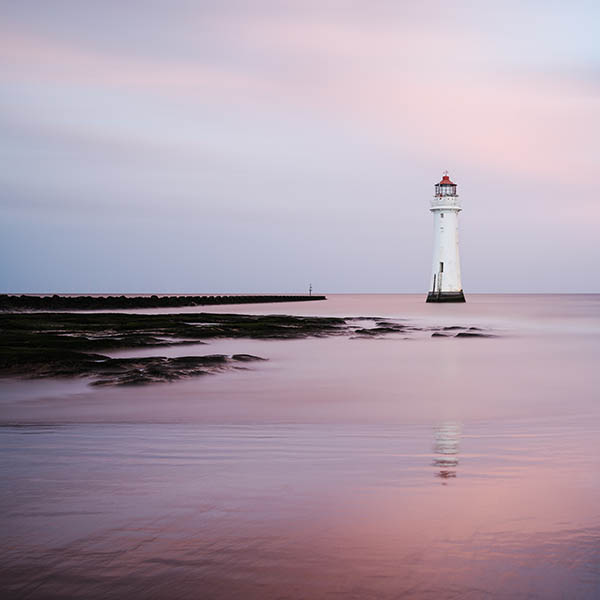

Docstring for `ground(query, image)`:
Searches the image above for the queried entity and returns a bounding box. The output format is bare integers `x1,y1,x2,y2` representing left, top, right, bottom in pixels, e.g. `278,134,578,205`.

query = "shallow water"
1,294,599,598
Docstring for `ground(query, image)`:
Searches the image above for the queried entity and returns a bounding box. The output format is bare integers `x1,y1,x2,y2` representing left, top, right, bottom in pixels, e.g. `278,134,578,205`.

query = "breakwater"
0,294,327,311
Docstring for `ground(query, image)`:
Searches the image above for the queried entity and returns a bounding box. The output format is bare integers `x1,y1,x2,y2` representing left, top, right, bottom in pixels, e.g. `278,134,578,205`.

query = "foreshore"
0,294,326,311
0,312,347,386
0,311,494,387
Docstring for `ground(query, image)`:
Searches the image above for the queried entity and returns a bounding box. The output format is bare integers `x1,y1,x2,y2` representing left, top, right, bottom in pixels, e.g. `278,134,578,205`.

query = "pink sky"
1,1,599,292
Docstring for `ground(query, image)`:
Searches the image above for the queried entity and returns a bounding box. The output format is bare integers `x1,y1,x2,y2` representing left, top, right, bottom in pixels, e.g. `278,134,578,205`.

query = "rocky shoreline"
0,312,496,386
0,312,347,386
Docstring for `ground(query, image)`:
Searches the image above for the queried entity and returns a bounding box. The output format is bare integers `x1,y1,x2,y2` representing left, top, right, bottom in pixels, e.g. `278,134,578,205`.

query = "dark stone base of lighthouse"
426,291,466,303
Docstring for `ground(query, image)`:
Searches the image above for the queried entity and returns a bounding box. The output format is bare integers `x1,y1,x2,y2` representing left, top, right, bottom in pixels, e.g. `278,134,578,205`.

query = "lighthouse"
426,172,466,303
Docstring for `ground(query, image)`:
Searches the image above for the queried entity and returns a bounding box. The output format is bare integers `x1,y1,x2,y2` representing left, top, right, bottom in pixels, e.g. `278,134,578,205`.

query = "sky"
1,0,599,293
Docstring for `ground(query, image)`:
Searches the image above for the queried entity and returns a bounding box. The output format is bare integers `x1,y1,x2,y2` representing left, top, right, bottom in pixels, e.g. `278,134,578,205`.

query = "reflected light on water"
433,421,461,482
1,295,599,598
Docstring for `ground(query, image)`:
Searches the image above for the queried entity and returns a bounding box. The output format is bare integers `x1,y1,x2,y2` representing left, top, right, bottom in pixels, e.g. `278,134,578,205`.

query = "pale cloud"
1,1,599,292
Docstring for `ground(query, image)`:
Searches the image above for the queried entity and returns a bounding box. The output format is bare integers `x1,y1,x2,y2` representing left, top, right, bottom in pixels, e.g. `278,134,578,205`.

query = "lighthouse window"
440,262,444,273
441,213,444,218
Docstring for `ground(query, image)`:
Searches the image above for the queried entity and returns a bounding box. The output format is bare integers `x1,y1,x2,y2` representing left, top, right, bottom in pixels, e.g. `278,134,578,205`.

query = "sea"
1,294,599,599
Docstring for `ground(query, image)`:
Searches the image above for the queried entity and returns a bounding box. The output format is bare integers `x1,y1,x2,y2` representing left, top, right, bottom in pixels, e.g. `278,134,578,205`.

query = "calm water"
1,294,599,598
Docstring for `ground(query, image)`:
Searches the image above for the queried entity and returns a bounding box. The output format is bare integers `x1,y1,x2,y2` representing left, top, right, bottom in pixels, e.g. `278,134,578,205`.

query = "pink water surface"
1,294,599,598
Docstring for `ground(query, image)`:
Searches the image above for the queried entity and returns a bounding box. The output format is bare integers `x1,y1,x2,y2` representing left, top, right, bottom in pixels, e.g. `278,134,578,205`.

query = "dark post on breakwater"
0,294,327,311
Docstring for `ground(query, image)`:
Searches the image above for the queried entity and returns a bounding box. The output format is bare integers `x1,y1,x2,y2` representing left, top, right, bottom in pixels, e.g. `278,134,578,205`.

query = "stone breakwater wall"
0,294,327,311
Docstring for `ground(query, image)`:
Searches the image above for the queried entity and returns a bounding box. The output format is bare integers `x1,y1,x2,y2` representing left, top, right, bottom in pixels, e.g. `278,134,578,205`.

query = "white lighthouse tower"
426,172,466,302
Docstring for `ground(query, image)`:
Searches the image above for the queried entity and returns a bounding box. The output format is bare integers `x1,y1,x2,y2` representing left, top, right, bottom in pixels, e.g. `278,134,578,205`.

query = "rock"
376,321,406,328
231,354,267,362
455,332,496,338
354,326,405,336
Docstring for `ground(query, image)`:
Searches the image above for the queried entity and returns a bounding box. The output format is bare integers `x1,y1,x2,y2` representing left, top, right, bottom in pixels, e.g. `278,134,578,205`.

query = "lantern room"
435,172,457,197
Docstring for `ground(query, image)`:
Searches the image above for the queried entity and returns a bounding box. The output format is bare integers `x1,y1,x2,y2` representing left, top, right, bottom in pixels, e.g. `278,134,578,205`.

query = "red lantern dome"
435,171,457,196
438,174,455,186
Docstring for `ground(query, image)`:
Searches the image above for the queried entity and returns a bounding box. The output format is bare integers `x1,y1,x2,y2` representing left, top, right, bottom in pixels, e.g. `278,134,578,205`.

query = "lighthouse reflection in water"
433,422,461,482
